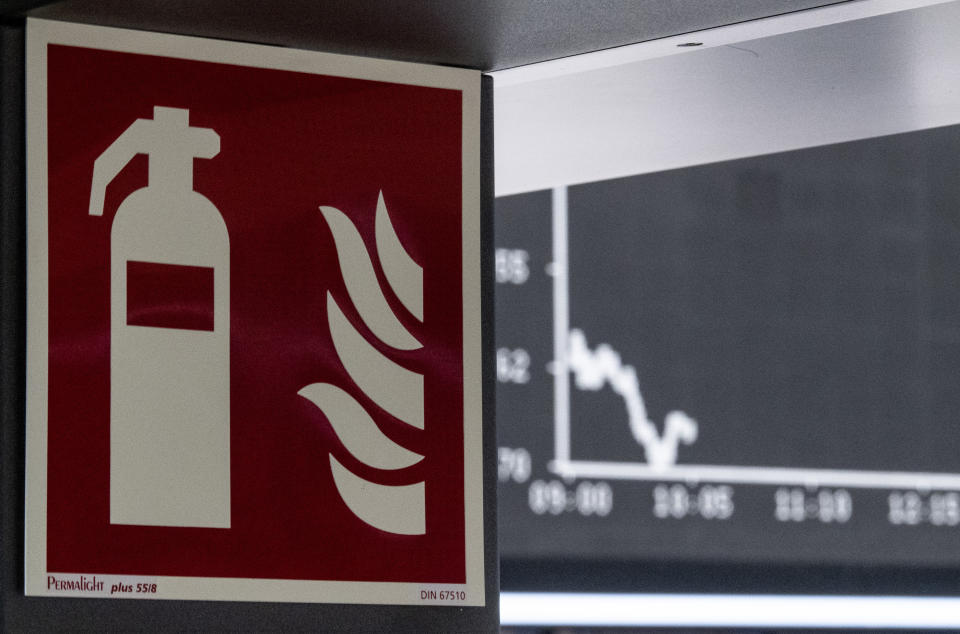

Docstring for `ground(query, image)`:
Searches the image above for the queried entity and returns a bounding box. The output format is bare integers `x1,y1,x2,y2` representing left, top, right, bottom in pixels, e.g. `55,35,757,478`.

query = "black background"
496,124,960,590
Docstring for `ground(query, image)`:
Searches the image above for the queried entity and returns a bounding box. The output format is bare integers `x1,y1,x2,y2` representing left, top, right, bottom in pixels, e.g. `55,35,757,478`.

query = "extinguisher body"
109,186,230,528
91,106,228,528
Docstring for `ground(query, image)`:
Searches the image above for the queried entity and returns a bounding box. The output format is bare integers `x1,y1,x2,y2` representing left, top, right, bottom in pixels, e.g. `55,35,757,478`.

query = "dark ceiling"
4,0,847,71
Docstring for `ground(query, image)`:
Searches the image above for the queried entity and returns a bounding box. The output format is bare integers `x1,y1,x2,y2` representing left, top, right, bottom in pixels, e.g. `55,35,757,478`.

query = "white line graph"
547,185,960,490
567,329,697,470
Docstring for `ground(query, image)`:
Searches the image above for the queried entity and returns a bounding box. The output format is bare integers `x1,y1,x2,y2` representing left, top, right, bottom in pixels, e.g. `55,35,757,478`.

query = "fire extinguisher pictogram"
89,106,231,528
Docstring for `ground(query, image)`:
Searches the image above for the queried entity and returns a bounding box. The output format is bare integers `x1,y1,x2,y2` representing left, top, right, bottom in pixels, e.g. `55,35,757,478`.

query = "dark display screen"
495,125,960,586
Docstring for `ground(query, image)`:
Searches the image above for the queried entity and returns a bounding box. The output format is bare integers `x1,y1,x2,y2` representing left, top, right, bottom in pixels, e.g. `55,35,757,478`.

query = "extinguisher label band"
126,261,215,331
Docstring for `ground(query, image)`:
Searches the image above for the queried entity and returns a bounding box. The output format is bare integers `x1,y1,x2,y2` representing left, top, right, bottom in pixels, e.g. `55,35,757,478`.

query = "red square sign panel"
25,19,484,605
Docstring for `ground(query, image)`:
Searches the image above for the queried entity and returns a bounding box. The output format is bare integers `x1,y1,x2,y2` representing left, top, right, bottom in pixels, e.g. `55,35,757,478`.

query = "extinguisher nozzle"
89,188,105,217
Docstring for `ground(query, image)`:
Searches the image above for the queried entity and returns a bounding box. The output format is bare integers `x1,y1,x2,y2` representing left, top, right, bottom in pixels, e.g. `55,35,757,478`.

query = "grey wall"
5,0,845,70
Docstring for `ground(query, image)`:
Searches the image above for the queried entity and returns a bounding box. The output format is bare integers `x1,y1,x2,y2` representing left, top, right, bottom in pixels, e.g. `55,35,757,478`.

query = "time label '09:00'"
528,479,613,517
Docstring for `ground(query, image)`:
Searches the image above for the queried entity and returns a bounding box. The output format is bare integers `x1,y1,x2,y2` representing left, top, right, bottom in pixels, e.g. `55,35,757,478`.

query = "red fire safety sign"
24,18,484,605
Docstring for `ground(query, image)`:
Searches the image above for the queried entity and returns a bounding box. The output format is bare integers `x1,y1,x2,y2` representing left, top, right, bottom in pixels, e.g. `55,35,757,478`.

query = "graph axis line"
549,185,960,493
549,459,960,490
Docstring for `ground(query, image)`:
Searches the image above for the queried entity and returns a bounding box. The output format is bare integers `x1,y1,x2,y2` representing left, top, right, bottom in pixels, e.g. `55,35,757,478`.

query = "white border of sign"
24,17,484,606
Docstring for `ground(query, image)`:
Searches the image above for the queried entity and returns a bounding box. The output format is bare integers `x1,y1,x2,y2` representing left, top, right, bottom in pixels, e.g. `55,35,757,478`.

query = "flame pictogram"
299,191,427,535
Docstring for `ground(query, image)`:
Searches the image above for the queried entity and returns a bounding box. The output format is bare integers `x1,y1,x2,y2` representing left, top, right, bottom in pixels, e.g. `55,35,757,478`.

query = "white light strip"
500,592,960,629
489,0,956,86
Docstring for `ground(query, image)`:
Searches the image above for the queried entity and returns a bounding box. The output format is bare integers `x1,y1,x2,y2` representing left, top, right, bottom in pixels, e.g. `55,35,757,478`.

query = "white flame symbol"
299,191,427,535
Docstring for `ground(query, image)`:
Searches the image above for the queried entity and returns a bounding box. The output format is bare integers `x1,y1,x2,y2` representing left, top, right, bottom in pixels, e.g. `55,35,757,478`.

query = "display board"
495,124,960,583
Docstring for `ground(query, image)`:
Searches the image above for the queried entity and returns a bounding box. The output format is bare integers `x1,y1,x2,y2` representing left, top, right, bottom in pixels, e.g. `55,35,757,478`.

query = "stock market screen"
495,124,960,581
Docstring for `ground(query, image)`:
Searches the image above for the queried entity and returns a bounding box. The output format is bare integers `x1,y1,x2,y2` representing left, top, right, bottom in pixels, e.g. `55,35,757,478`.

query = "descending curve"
567,328,698,470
